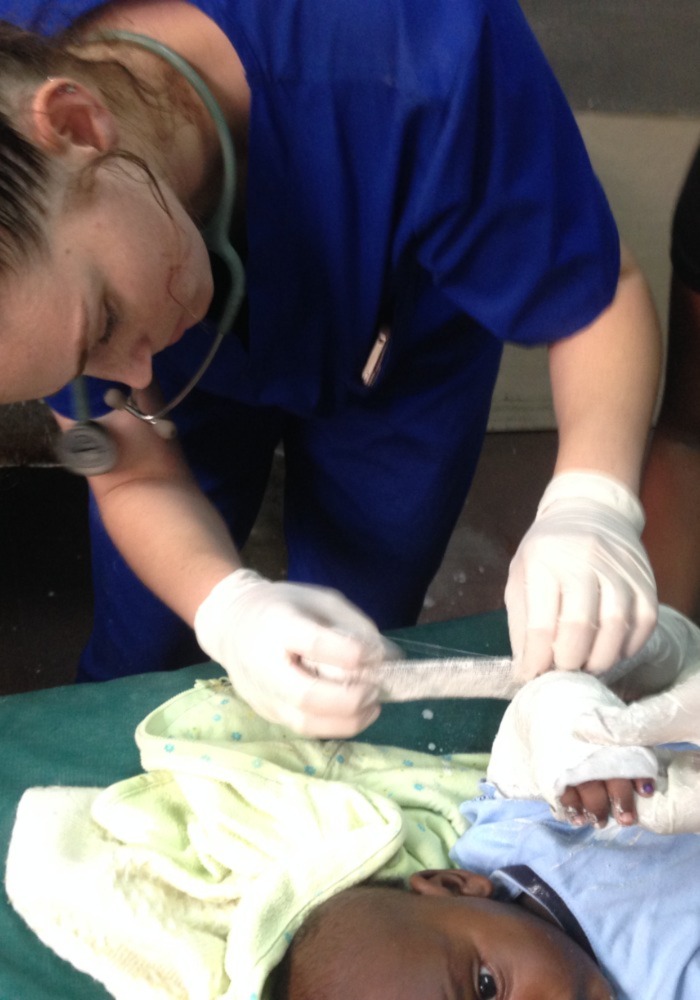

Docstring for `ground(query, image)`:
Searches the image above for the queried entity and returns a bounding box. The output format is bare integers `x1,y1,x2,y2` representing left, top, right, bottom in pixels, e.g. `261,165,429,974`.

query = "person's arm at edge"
640,275,700,620
505,244,662,678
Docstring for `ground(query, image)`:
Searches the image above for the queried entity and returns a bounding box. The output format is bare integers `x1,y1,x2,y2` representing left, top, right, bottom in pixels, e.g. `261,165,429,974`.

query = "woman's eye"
98,302,118,347
477,966,498,1000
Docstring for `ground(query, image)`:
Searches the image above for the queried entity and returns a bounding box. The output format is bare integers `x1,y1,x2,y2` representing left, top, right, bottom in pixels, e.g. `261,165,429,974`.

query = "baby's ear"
409,869,494,899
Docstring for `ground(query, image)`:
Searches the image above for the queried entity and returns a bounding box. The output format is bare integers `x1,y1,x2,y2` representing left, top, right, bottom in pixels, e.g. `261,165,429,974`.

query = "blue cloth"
5,0,620,677
452,782,700,1000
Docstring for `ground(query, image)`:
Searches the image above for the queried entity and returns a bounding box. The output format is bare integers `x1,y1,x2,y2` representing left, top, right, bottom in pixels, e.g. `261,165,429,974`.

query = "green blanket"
0,610,509,1000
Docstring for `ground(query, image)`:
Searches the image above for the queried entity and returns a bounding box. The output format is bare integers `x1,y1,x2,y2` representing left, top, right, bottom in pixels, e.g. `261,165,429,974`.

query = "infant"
271,866,616,1000
272,761,700,1000
270,620,700,1000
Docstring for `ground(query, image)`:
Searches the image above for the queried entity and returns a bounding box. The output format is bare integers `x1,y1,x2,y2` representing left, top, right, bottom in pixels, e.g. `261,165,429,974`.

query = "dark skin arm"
641,276,700,621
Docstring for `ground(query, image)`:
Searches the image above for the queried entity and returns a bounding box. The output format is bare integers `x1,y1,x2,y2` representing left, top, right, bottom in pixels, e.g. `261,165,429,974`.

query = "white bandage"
487,671,658,816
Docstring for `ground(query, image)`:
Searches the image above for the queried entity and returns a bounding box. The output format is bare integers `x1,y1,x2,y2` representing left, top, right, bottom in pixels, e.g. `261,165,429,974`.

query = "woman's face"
0,156,214,403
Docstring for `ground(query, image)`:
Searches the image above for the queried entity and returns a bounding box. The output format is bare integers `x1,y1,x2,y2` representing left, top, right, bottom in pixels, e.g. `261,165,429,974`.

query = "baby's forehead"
302,883,420,956
324,882,414,926
311,884,404,935
281,889,413,1000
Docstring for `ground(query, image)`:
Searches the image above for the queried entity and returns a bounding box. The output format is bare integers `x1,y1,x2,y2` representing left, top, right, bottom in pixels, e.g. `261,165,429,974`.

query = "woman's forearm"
54,407,243,626
548,246,662,491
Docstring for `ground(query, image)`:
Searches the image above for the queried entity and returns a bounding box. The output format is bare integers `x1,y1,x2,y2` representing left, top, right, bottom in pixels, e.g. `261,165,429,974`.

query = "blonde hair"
0,18,175,274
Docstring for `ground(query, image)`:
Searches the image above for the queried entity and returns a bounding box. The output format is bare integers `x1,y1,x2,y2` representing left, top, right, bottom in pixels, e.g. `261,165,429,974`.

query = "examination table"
0,609,509,1000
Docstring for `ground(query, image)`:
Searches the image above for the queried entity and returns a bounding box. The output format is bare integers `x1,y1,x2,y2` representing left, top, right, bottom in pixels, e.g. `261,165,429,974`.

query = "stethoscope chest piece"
56,421,119,477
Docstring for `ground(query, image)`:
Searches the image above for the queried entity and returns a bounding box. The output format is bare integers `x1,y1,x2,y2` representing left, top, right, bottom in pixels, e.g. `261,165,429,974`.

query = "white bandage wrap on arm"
635,750,700,835
486,672,658,816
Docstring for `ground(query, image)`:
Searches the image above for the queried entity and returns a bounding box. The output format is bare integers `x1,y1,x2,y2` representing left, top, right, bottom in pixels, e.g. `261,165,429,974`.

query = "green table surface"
0,609,510,1000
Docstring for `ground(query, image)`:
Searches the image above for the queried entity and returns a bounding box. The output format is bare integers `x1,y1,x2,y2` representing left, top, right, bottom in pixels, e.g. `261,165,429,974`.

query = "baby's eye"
477,966,498,1000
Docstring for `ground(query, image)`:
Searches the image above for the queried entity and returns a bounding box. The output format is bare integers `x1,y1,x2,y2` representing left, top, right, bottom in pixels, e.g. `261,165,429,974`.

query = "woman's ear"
409,869,494,899
28,77,118,155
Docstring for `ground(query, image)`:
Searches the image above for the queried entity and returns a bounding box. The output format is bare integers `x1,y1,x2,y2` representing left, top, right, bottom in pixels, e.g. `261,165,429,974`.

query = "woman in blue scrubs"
0,0,661,734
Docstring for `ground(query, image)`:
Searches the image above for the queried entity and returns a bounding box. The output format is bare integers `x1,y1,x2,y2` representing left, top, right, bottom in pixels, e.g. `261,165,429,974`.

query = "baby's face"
293,879,615,1000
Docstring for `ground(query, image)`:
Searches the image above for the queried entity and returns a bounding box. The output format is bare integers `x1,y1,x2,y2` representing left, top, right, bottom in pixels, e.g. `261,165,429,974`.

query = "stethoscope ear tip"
103,388,129,411
153,419,177,440
103,388,178,440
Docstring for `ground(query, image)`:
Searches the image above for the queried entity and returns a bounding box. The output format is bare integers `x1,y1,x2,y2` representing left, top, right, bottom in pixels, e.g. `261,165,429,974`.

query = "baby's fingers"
561,780,614,827
609,778,655,825
559,778,655,828
606,778,640,826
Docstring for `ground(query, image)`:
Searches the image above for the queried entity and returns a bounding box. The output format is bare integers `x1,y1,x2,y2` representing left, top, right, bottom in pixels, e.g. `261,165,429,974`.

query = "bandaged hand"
194,569,396,737
486,671,658,822
505,471,657,681
575,605,700,748
635,750,700,834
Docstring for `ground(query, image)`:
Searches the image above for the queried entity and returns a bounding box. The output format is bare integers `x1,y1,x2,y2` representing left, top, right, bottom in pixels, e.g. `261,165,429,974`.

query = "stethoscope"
56,31,245,477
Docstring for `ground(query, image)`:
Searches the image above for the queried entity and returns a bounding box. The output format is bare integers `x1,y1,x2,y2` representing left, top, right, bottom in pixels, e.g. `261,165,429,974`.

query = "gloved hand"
574,605,700,747
486,671,658,816
505,470,657,681
194,569,396,737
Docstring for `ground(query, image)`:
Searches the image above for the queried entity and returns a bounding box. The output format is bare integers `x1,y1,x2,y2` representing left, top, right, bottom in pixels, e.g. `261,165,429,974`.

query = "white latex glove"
574,605,700,747
505,470,657,681
486,671,657,816
194,569,396,737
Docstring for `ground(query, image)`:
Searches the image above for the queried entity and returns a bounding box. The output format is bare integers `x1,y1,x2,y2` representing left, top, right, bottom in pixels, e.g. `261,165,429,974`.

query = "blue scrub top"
6,0,620,419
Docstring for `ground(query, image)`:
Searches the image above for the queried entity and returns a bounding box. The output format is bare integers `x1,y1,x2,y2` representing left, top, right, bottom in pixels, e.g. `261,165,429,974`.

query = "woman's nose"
120,337,153,389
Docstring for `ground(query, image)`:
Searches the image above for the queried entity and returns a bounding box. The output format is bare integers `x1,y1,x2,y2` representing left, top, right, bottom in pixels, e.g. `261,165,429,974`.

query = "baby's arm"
486,671,658,826
561,605,700,830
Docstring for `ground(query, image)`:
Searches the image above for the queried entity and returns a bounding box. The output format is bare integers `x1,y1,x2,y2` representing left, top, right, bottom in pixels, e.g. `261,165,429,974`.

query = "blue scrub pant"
78,335,502,682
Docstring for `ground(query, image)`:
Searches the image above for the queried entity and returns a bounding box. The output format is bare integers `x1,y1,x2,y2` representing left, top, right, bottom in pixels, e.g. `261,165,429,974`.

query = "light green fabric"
8,679,489,1000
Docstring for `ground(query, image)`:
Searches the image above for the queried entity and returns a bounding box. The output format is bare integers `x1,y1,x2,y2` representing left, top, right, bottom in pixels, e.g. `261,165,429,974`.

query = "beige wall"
488,113,700,430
